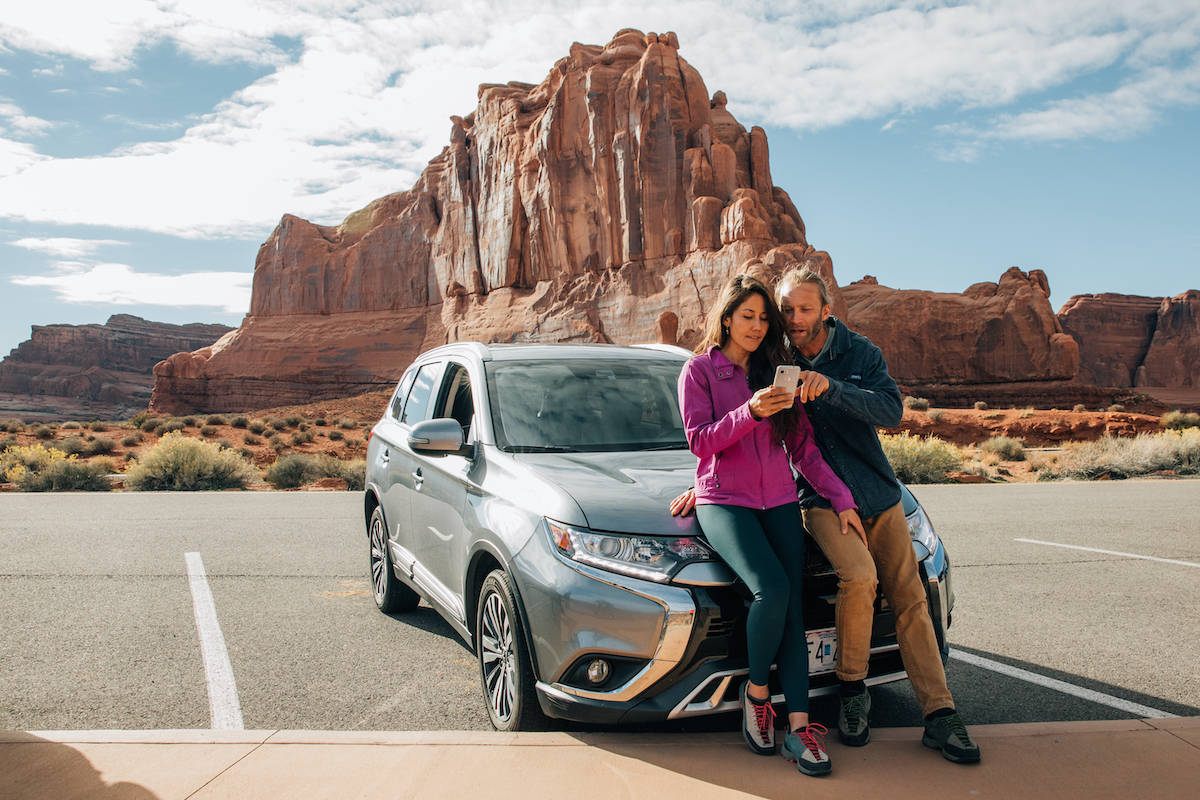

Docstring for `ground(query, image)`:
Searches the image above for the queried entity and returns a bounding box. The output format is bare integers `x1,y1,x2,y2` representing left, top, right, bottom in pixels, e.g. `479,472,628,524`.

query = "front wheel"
369,506,420,613
476,570,548,731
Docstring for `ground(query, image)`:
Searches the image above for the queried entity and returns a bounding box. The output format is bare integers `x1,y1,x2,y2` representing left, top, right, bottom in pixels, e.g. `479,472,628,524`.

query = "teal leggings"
695,502,809,714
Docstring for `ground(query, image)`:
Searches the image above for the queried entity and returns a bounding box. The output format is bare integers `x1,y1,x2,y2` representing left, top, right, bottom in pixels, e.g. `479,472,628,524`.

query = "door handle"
412,467,424,488
381,448,390,464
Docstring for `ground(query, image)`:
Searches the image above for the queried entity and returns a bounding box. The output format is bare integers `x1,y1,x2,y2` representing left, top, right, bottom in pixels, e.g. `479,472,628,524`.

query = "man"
673,266,980,764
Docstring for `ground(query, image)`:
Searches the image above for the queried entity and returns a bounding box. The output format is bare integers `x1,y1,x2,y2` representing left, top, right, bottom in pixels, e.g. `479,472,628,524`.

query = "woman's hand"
748,386,794,419
670,488,697,516
839,508,868,549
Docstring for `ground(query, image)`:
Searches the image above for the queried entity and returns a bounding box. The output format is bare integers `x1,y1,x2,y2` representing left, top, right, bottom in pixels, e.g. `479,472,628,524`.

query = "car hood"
513,449,701,537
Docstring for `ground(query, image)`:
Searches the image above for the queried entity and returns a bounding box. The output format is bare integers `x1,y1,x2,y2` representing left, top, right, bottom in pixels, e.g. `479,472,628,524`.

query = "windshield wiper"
505,445,581,453
636,442,690,451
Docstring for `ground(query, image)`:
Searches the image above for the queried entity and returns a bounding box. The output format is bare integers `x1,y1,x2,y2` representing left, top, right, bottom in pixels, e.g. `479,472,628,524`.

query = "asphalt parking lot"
1,481,1196,733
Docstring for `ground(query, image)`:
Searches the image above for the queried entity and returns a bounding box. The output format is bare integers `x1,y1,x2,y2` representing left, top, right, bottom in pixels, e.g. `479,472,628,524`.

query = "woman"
678,273,864,777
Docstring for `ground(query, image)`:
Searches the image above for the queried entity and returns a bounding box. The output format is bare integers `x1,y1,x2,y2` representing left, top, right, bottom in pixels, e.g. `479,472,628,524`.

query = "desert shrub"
182,416,197,427
1073,404,1088,413
267,417,288,431
34,425,55,440
1,434,16,451
981,411,1001,420
124,451,138,462
902,397,930,411
285,414,304,427
268,433,286,452
879,432,963,484
230,416,249,429
248,419,267,434
129,412,150,429
314,417,328,427
329,429,344,441
980,435,1026,462
89,420,108,432
264,454,316,489
973,401,988,410
122,432,143,447
1,419,26,433
1107,404,1125,413
298,422,310,432
1018,407,1034,419
200,426,217,436
205,415,226,426
313,455,366,491
338,417,359,429
160,420,185,434
215,438,233,450
1047,429,1200,480
61,421,81,430
243,433,262,445
57,435,85,456
125,431,256,491
927,409,946,423
1160,410,1200,430
238,447,254,461
141,417,163,433
1027,451,1061,474
84,437,117,457
344,437,364,451
2,444,113,492
290,430,314,446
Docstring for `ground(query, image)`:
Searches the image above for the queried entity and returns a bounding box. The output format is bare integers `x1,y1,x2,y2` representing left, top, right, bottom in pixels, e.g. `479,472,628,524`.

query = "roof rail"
631,343,694,358
436,341,494,361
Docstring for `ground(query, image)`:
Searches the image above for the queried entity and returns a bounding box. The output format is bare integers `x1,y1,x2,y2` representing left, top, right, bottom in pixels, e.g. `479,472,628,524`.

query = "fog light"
586,659,611,685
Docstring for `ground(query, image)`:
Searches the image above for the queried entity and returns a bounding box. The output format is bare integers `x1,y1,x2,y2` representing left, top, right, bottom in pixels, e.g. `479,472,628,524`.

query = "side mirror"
408,418,473,458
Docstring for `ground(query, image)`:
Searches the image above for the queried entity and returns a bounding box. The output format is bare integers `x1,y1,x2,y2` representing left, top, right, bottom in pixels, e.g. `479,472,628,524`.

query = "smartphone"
772,365,802,408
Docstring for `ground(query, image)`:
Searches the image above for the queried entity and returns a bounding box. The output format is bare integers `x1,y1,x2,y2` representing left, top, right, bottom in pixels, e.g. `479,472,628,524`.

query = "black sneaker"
922,710,981,763
782,723,832,776
739,681,776,755
838,687,871,746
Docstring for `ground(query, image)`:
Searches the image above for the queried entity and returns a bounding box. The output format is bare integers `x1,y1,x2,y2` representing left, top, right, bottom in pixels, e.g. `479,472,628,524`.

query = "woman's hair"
696,273,798,439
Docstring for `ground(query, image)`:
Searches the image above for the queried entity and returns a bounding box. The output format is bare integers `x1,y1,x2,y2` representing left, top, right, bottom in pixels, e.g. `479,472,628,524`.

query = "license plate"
807,627,837,675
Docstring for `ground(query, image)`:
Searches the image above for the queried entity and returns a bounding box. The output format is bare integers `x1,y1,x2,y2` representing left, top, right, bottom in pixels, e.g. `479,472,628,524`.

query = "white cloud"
0,1,1196,236
10,237,128,257
0,101,55,136
11,261,253,314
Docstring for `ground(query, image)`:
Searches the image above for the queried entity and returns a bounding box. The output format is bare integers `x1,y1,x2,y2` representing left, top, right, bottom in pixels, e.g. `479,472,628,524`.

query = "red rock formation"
1139,290,1200,388
0,315,232,419
841,267,1079,384
152,30,845,413
1056,293,1161,387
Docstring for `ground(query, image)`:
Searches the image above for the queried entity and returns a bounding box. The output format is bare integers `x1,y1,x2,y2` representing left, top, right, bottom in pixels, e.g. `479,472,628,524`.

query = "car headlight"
906,504,940,561
544,519,716,583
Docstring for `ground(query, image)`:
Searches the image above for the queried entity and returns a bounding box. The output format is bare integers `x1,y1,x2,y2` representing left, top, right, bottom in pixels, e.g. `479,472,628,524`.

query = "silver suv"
364,342,954,730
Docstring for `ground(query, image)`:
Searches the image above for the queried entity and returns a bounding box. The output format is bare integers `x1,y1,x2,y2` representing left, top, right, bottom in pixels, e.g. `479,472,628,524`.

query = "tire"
368,506,420,613
476,569,548,731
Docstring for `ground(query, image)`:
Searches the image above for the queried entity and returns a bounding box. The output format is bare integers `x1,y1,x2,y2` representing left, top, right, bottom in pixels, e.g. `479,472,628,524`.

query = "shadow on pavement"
0,732,159,800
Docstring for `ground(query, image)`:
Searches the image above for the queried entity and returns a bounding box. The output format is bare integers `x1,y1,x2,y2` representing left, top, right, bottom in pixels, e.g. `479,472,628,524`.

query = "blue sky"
2,1,1198,360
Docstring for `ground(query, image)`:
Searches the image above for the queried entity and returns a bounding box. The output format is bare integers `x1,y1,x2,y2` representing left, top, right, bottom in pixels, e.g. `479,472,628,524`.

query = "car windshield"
486,357,689,452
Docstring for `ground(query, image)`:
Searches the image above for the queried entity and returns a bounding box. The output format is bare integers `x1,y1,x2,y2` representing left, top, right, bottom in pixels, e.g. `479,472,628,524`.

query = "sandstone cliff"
842,268,1079,385
1057,290,1200,390
150,30,846,414
0,315,232,420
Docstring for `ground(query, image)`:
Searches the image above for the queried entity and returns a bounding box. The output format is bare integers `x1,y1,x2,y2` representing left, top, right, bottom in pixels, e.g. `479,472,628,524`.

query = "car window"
389,368,419,420
485,358,687,452
436,362,475,439
400,362,442,426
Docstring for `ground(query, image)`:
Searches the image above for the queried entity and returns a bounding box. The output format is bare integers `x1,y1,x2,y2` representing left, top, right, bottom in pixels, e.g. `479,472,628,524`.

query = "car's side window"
436,362,474,439
389,368,419,420
400,363,442,426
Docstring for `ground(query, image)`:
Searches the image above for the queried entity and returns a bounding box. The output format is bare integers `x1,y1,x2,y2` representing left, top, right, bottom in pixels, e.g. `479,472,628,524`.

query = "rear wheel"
369,506,420,613
476,570,547,731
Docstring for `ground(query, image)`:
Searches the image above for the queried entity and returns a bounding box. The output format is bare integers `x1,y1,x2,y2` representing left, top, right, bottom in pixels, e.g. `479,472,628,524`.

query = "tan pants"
802,502,954,716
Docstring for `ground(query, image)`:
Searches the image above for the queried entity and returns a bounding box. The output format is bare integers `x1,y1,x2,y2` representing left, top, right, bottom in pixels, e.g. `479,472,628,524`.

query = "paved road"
1,483,1196,733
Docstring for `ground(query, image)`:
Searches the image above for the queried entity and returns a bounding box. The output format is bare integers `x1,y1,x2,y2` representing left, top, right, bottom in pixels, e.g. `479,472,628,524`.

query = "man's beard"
789,326,820,351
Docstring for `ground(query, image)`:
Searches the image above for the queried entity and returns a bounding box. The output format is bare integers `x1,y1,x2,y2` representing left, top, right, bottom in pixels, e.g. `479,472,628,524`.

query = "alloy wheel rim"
480,591,516,722
369,516,387,602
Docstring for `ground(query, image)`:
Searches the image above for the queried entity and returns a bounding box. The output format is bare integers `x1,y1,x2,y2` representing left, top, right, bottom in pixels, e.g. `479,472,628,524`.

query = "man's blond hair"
776,266,832,310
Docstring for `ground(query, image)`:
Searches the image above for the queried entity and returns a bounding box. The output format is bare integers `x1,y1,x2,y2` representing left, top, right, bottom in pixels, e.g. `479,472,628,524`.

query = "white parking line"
185,552,245,730
949,649,1178,718
1015,538,1200,568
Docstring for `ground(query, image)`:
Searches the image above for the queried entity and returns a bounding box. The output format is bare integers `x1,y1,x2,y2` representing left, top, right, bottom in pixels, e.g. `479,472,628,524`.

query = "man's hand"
796,370,830,403
839,508,868,549
670,487,697,516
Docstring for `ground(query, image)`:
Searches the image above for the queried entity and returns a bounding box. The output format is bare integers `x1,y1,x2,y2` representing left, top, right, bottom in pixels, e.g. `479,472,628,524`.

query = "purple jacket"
679,347,856,513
